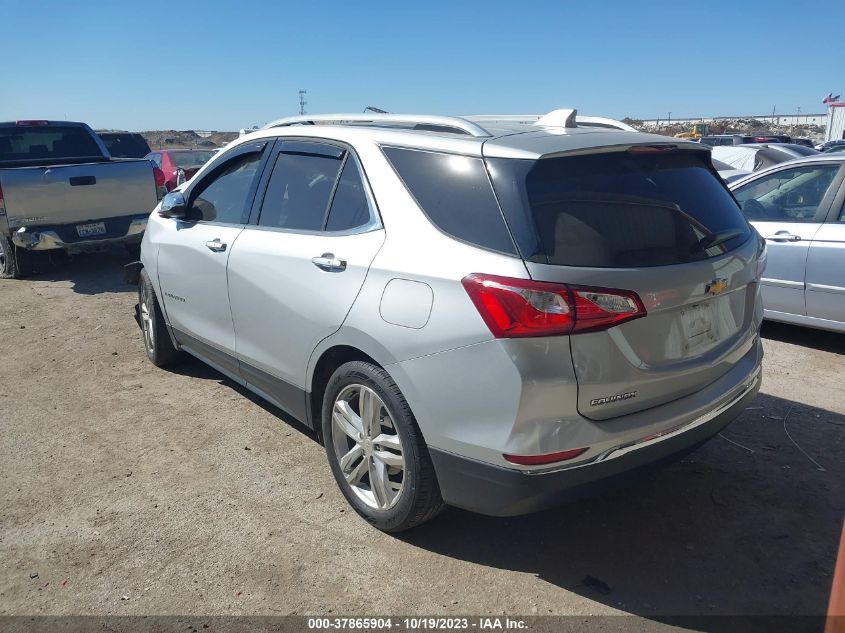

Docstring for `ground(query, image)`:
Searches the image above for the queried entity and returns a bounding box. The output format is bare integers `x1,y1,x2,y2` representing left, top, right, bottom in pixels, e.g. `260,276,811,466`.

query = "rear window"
171,151,215,168
0,125,103,163
488,150,751,268
382,147,517,255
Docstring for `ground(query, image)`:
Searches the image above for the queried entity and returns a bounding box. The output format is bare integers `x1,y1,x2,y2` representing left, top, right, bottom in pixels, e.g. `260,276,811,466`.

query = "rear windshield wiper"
699,229,744,250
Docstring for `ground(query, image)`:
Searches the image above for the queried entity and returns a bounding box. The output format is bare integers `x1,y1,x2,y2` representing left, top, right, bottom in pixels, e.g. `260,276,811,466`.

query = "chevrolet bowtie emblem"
706,278,729,295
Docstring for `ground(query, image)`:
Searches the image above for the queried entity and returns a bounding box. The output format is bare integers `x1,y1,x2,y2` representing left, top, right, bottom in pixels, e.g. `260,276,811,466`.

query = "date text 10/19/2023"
307,617,528,630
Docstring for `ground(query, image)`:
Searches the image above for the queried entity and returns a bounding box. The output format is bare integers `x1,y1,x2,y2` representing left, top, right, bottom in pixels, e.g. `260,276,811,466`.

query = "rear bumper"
11,214,148,252
430,366,761,517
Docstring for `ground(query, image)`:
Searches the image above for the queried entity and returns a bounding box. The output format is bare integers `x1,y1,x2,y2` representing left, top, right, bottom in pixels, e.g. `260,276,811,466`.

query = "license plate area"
76,221,107,238
681,302,717,354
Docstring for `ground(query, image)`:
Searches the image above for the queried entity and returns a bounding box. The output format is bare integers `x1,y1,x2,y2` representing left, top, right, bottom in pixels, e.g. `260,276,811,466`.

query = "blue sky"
2,0,842,131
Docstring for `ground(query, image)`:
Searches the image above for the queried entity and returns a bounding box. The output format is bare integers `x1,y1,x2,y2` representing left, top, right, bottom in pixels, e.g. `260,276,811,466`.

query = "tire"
138,269,183,367
0,234,33,279
322,361,444,532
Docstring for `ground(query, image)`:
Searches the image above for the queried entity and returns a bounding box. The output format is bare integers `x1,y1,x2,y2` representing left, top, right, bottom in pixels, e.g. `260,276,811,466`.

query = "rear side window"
0,125,102,162
382,147,517,255
326,158,373,231
488,150,752,267
259,149,343,231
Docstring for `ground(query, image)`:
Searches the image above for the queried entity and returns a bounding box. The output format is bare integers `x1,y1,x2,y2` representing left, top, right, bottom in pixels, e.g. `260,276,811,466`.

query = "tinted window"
100,133,150,158
733,164,839,222
191,153,262,223
0,125,102,163
489,150,751,267
382,147,516,255
326,158,373,231
259,149,343,230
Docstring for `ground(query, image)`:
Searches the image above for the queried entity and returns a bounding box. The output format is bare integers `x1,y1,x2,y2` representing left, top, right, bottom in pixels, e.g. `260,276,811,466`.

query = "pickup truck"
0,120,158,278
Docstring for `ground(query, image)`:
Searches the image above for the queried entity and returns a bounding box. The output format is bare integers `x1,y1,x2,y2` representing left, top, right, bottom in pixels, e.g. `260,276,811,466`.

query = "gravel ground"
0,251,842,623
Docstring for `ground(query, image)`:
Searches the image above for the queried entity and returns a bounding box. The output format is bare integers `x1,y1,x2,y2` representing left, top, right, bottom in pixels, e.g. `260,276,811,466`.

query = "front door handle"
311,252,347,272
205,238,227,252
765,231,802,243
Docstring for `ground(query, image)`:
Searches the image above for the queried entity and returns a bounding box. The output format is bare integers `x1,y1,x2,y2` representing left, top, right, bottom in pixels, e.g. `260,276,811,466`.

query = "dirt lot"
0,251,843,624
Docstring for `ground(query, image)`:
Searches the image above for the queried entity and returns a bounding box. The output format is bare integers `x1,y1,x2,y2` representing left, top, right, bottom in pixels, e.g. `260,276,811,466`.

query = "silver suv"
129,110,764,532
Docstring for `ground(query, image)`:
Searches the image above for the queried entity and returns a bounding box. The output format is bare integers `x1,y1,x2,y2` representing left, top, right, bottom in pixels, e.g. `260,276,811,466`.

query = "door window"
733,164,840,222
190,152,263,224
259,148,344,231
325,157,374,231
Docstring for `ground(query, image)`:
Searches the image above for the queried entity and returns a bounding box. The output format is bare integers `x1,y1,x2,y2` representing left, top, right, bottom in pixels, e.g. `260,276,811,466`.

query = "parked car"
711,145,795,172
97,131,151,159
816,140,845,152
818,140,845,151
0,120,159,278
730,154,845,333
823,145,845,155
745,143,820,159
712,157,751,184
145,149,216,192
128,111,763,532
701,134,789,146
791,138,816,149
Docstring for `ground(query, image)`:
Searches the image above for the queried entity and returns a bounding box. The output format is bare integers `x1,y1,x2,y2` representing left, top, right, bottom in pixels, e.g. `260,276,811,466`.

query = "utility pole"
668,111,672,126
299,90,307,116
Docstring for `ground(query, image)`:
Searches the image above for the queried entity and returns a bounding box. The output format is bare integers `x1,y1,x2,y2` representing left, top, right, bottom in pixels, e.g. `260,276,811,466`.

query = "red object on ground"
827,520,845,633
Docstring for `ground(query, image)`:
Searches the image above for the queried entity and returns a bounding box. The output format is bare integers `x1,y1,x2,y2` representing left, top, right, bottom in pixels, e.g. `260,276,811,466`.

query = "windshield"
170,151,215,168
488,150,751,268
0,125,103,163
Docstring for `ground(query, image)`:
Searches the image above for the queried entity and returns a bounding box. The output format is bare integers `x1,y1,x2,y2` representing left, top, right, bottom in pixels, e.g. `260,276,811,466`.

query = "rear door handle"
311,253,347,272
205,238,227,252
765,232,802,243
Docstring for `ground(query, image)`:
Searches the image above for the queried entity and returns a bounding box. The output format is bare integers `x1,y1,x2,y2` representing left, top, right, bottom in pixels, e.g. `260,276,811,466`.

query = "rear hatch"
487,144,761,420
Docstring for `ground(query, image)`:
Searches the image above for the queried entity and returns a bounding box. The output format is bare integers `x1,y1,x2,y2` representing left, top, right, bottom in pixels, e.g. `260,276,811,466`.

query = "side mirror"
159,191,188,219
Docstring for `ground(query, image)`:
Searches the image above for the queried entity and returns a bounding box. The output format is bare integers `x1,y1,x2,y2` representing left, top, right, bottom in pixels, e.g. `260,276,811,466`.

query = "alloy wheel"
331,384,405,510
139,284,156,354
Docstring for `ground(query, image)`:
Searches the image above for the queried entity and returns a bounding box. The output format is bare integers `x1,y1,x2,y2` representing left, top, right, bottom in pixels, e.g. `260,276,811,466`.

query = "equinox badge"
591,391,637,407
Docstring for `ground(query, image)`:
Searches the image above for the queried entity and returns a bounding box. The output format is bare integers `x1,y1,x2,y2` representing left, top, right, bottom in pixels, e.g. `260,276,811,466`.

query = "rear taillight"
15,119,49,126
504,447,589,466
152,166,165,188
461,274,646,338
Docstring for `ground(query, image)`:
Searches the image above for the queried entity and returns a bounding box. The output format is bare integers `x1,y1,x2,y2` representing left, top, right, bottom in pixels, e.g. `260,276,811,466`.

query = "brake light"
16,120,49,126
504,447,589,465
461,274,646,338
152,166,165,188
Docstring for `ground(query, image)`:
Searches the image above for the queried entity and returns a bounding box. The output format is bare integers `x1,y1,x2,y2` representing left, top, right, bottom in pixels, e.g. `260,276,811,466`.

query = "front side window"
190,152,263,224
258,148,344,231
733,164,840,222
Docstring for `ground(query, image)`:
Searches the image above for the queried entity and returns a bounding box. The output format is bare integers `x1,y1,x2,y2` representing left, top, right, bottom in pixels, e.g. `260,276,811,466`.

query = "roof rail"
263,113,491,138
466,111,638,132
